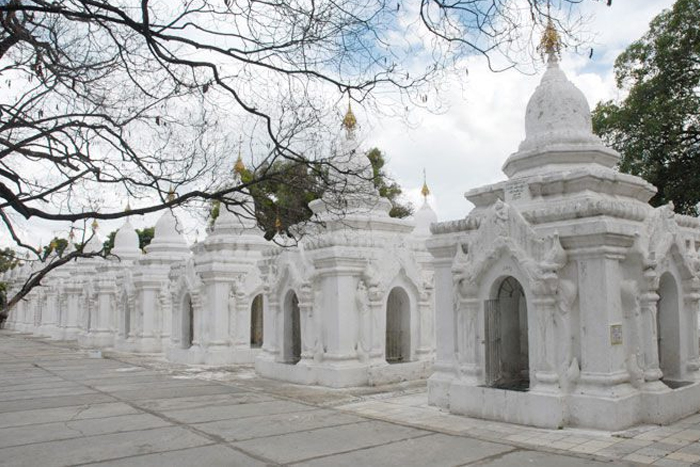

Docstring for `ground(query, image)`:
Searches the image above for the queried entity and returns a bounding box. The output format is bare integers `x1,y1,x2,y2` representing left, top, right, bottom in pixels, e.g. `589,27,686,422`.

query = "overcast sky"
3,0,677,249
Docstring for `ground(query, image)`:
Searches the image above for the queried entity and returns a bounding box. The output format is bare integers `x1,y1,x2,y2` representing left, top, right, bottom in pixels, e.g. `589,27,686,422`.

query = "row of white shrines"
6,53,700,432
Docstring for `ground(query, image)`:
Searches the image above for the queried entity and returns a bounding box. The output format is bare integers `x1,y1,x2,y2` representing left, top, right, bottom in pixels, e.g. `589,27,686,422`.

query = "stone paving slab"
132,391,276,412
89,378,220,392
0,392,117,414
105,384,240,402
80,445,268,467
161,399,316,424
0,385,99,402
0,426,212,467
231,420,431,464
194,408,366,441
0,413,171,449
473,450,637,466
296,433,515,467
0,402,141,429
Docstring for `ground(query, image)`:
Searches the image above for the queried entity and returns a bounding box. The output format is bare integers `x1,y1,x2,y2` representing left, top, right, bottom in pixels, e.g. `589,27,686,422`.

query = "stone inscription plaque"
610,324,623,345
505,179,529,202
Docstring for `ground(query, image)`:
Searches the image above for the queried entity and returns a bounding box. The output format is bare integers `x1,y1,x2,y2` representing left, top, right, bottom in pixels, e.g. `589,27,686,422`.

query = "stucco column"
233,293,249,348
132,269,165,352
416,290,434,358
299,292,316,362
368,289,384,361
262,289,279,357
639,289,662,383
200,280,230,348
314,257,365,362
457,297,480,384
532,295,559,392
426,244,458,376
572,247,632,395
682,278,700,379
43,289,58,331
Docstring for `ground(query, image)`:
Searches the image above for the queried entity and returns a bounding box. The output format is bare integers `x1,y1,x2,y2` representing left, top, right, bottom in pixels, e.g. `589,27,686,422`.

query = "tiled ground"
338,394,700,466
0,331,695,465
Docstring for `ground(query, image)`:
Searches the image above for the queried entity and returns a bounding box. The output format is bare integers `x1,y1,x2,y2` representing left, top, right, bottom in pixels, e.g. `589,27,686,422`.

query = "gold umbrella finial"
91,219,99,232
167,186,176,202
421,168,431,200
538,3,561,61
342,97,357,136
234,137,246,176
274,213,283,232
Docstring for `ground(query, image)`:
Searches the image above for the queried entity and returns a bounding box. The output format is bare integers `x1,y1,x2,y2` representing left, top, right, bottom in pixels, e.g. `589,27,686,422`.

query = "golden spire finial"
274,213,283,232
167,186,176,202
539,11,561,61
91,219,99,232
341,98,357,135
69,226,75,240
234,136,246,176
421,168,430,200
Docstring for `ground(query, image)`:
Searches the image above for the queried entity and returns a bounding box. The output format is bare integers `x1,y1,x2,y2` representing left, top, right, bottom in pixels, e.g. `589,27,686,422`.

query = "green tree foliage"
41,238,68,260
0,247,19,316
210,148,412,240
591,0,700,214
0,247,19,273
366,148,414,219
103,227,155,254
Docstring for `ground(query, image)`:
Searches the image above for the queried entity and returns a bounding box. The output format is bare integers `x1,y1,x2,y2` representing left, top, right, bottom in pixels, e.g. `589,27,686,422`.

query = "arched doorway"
250,294,263,348
657,272,682,383
182,293,194,349
283,291,301,364
485,276,529,390
386,287,411,364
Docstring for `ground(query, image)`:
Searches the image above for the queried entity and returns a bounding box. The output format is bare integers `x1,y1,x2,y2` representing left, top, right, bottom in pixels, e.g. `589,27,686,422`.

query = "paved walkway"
0,332,692,466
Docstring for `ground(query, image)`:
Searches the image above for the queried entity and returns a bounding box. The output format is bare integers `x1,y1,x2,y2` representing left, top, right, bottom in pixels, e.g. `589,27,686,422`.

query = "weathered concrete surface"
0,332,640,466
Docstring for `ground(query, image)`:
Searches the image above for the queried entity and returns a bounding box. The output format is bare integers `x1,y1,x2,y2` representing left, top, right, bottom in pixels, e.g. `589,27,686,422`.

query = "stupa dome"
112,219,141,260
502,55,620,179
520,57,599,151
413,200,437,237
145,208,190,259
83,231,103,254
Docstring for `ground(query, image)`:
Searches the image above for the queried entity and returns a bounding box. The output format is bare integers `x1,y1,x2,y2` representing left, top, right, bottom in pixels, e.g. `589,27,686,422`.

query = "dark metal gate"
186,296,194,348
386,290,405,363
250,294,263,348
484,298,501,386
291,294,301,364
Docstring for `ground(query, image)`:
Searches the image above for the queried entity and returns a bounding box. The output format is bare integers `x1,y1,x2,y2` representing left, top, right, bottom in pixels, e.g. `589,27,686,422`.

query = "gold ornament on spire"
234,155,246,176
342,99,357,134
274,213,283,232
234,137,246,176
69,226,75,240
124,202,131,214
538,16,561,60
91,219,99,231
421,168,430,199
167,186,176,202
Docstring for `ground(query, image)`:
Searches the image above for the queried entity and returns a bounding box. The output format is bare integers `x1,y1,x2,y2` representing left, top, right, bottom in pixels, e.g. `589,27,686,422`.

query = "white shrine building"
254,109,436,387
427,35,700,430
